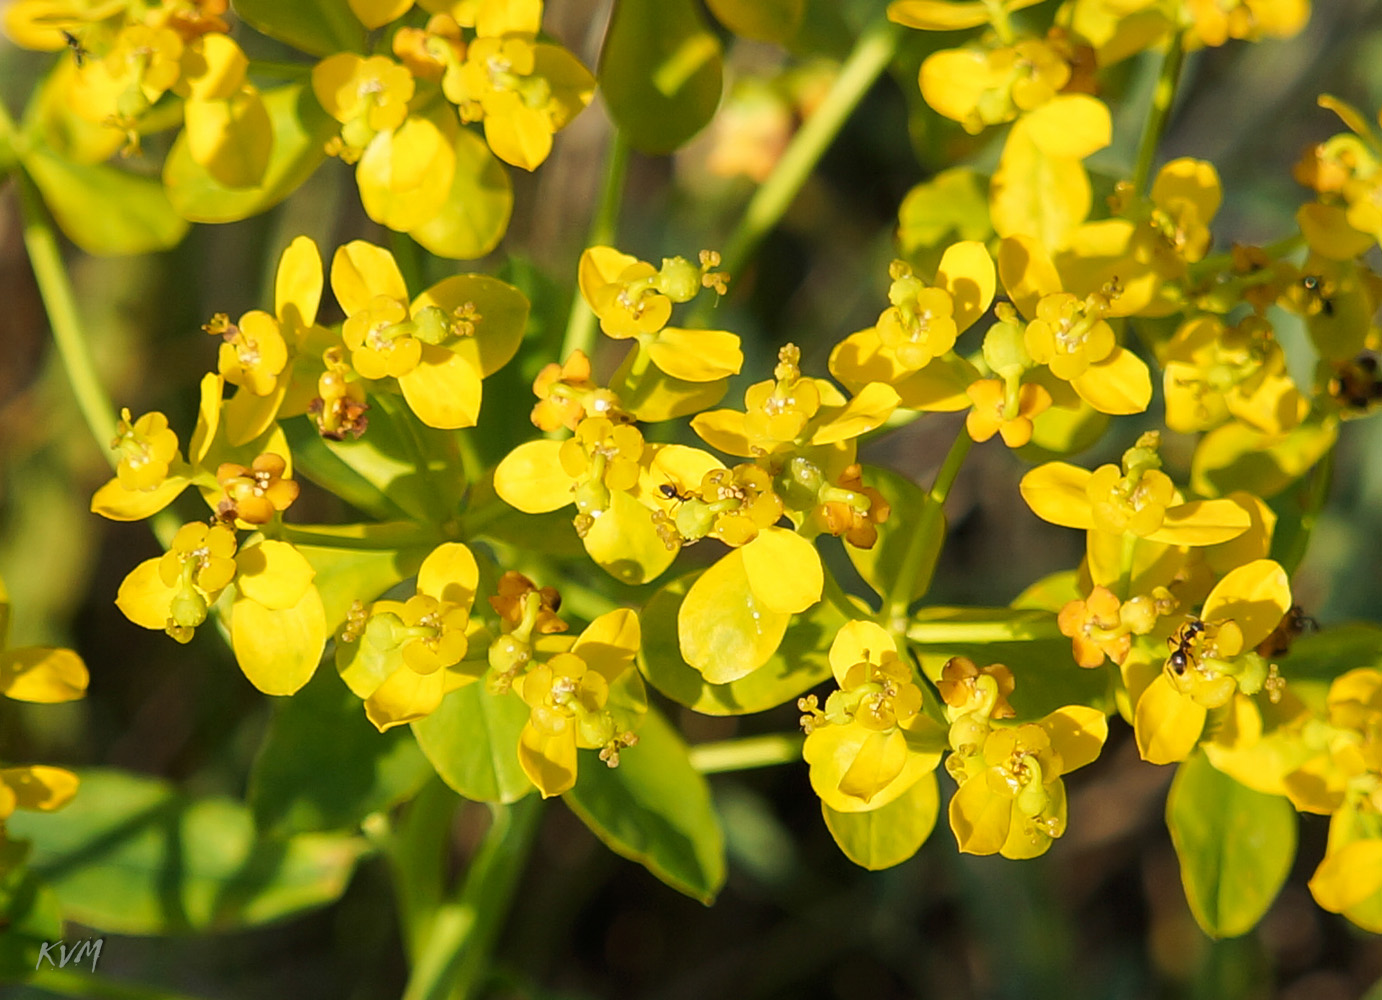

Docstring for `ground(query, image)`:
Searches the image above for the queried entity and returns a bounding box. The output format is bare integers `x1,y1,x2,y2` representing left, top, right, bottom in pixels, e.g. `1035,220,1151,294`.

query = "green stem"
276,521,442,550
27,970,210,1000
695,16,903,322
401,795,543,1000
907,612,1063,646
688,733,804,773
389,777,460,964
822,562,869,620
1116,531,1139,599
1279,443,1334,577
883,428,972,632
559,129,630,361
16,168,119,458
1132,37,1186,195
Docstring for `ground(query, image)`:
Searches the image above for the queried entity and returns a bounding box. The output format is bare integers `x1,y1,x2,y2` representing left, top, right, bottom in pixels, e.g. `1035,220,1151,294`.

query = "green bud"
412,306,450,345
657,257,701,302
982,320,1032,378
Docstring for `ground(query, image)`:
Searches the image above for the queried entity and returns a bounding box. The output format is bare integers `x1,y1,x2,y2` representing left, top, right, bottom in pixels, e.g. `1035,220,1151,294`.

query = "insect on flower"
1255,604,1318,657
60,29,89,66
1166,618,1208,676
658,482,694,503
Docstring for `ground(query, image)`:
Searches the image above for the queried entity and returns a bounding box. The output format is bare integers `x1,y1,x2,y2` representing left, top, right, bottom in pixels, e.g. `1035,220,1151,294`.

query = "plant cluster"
4,0,1382,992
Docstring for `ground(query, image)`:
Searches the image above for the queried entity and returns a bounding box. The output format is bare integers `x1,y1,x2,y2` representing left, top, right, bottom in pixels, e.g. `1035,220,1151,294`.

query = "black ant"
1167,619,1207,676
658,482,694,503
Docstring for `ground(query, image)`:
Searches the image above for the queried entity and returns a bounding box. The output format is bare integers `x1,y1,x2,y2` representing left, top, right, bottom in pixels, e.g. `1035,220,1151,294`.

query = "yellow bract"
802,621,945,813
515,608,643,797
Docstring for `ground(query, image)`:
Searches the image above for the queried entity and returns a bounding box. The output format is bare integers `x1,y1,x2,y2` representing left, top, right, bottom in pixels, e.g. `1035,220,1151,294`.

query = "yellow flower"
514,608,643,797
693,344,898,461
1133,559,1293,764
204,311,289,397
1162,314,1306,435
0,765,80,821
331,240,528,429
313,53,414,161
1020,432,1250,545
920,36,1071,134
801,621,946,813
117,521,238,644
440,0,595,170
830,246,996,393
337,542,481,731
1183,0,1309,48
997,234,1151,414
111,408,181,491
0,575,88,704
946,705,1106,858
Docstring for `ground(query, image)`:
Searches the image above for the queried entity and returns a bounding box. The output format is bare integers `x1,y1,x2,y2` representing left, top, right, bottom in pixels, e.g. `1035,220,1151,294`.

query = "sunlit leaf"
564,706,725,903
1167,752,1296,938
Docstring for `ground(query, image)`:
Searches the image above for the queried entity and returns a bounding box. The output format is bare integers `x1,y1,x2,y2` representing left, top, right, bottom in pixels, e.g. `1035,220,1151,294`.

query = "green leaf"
249,667,434,836
564,706,725,903
408,127,513,260
1167,752,1297,938
320,396,467,524
822,771,938,870
232,0,365,57
640,569,840,715
846,465,941,603
281,416,409,521
1191,417,1338,500
599,0,724,154
21,148,188,256
465,472,585,559
5,770,366,935
0,854,64,981
412,681,534,804
706,0,803,42
294,527,432,633
163,84,335,224
898,167,992,260
909,606,1111,721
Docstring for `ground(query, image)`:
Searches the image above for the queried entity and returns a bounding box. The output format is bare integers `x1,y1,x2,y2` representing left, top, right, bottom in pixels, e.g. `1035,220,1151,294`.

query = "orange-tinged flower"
937,655,1016,721
964,378,1052,447
214,453,299,525
813,464,891,549
1058,587,1131,668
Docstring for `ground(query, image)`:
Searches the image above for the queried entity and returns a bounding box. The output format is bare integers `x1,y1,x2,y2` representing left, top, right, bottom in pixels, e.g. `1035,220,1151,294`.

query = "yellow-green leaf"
1168,752,1297,938
678,549,791,684
823,771,939,870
